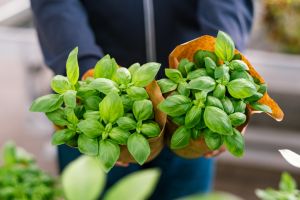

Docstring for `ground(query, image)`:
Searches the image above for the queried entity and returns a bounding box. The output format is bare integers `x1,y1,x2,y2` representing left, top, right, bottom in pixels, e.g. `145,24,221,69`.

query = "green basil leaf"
65,135,79,147
165,68,183,83
191,128,202,140
94,55,118,79
215,65,230,85
213,83,226,99
113,67,131,85
224,128,244,157
98,139,120,172
204,106,232,135
116,117,137,131
230,71,254,82
84,96,102,111
187,68,208,80
171,115,185,126
109,127,130,145
184,62,195,76
178,58,190,77
46,108,68,126
3,142,16,165
62,156,105,200
185,106,202,128
77,85,99,99
64,90,77,108
78,134,99,156
195,91,208,102
157,78,177,93
204,57,217,77
52,129,76,145
250,102,272,113
127,133,150,165
83,111,100,120
258,83,267,94
230,60,249,71
204,128,224,150
279,172,297,192
132,62,160,87
158,95,191,117
215,31,235,62
221,97,234,114
170,126,191,149
229,112,247,127
187,76,216,92
232,100,246,113
125,113,135,119
232,53,242,60
128,63,140,76
30,94,63,112
51,129,68,145
126,86,149,100
121,95,134,112
141,122,161,138
177,82,190,96
103,169,160,200
65,107,79,125
51,75,72,94
206,96,224,110
99,92,124,123
197,115,207,130
89,78,119,95
133,99,153,121
74,105,85,119
78,119,104,138
244,92,263,103
194,50,218,68
66,47,79,85
227,78,257,99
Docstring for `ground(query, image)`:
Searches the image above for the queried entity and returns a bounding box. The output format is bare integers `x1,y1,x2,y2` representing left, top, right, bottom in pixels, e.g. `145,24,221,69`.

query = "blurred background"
0,0,299,199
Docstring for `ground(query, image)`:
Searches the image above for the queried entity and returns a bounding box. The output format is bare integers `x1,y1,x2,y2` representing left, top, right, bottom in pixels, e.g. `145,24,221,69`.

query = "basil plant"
30,48,161,172
158,31,272,157
0,142,61,200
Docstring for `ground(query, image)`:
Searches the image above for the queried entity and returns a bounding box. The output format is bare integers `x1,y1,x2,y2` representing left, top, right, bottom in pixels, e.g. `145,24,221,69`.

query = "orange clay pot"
166,35,284,159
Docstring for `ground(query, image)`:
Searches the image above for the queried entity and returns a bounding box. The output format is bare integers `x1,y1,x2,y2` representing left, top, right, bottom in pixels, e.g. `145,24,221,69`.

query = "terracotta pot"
82,69,167,163
166,35,284,159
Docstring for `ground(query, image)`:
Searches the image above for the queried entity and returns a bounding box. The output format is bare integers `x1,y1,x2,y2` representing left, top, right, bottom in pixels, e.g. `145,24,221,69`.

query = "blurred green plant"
61,155,160,200
264,0,300,53
0,142,61,200
256,172,300,200
255,149,300,200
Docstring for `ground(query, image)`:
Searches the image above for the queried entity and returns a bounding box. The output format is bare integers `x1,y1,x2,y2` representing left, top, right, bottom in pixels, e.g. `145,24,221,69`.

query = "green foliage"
127,133,151,165
29,49,161,172
103,168,160,200
204,106,233,135
62,156,105,200
66,47,80,85
214,31,235,62
256,172,300,200
157,30,270,157
171,126,191,149
132,62,160,87
0,142,61,200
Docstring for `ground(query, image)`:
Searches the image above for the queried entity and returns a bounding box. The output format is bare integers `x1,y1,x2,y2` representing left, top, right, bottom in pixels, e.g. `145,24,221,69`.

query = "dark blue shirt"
31,0,253,77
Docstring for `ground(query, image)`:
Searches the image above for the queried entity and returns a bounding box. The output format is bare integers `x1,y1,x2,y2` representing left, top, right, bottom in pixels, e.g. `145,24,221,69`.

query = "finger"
204,146,226,158
115,161,129,167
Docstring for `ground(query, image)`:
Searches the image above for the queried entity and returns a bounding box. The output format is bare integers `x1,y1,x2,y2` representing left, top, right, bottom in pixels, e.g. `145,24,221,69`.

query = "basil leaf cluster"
30,48,161,172
0,142,60,200
158,31,272,157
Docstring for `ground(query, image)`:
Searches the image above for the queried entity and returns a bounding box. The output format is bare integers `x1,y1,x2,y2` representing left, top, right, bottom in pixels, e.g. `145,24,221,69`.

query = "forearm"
31,0,103,76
